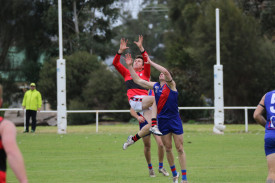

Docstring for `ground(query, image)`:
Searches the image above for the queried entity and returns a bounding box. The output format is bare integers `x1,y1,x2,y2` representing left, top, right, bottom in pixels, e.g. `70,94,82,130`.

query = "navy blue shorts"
265,138,275,156
158,117,183,136
137,113,150,137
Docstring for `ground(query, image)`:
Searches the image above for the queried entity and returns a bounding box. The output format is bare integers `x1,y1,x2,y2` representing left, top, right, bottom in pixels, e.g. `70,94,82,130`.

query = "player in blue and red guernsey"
254,91,275,183
125,53,188,183
0,85,28,183
113,36,162,151
129,89,169,177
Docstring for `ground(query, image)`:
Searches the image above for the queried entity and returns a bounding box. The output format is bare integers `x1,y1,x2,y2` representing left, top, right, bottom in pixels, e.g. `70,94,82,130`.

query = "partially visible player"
254,91,275,183
129,89,169,177
112,35,162,150
125,54,188,183
0,84,28,183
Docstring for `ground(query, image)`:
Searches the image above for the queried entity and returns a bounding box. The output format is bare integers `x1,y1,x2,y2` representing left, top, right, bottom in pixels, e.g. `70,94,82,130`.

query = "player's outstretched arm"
146,56,176,90
124,53,155,89
134,35,145,53
113,38,129,76
1,120,28,183
253,95,266,128
118,38,129,54
147,56,172,81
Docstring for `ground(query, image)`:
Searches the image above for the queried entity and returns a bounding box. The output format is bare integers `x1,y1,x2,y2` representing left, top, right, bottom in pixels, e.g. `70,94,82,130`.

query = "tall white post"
57,0,67,134
213,8,225,134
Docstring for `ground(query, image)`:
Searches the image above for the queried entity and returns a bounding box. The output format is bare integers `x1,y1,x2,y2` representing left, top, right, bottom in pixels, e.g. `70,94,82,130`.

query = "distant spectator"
22,83,42,133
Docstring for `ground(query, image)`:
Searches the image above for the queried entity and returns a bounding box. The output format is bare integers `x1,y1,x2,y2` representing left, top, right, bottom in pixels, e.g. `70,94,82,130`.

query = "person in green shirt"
22,83,42,133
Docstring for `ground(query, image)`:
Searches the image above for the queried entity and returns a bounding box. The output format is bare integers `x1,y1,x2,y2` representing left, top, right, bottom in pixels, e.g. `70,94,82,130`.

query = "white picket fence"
0,106,257,133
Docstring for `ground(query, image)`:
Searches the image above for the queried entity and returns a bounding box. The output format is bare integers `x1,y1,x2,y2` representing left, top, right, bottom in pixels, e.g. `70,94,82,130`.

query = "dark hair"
134,55,144,65
168,70,174,78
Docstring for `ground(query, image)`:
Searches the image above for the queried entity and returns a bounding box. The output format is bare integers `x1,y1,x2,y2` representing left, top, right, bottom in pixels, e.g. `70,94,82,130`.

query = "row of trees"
1,0,275,124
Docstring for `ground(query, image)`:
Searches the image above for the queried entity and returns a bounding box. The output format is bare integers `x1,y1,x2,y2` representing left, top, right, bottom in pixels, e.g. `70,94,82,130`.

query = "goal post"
213,8,225,134
57,0,67,134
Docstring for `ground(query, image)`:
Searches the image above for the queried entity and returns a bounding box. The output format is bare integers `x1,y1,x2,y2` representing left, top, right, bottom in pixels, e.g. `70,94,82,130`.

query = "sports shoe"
150,125,163,136
149,169,156,177
23,130,29,133
159,168,169,176
173,172,179,183
31,130,35,133
181,180,188,183
122,135,134,150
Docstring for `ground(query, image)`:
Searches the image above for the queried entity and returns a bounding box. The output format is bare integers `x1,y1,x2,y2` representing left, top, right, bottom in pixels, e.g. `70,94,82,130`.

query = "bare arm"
147,56,177,91
130,108,145,123
1,120,28,183
253,95,266,128
124,53,155,89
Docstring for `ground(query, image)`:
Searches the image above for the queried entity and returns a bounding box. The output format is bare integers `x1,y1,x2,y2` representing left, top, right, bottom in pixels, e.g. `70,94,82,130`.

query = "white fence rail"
0,106,257,133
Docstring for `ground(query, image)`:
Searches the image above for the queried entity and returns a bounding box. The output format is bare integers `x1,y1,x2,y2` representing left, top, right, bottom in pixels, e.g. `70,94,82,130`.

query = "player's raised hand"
143,54,151,64
134,35,144,52
134,35,143,48
118,38,129,54
123,53,133,66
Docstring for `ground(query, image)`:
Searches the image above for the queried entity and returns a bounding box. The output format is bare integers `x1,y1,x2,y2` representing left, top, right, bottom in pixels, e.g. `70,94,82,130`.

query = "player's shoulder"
0,119,15,134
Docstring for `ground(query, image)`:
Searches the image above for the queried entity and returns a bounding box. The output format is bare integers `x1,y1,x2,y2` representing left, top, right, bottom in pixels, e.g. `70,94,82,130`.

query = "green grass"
7,124,267,183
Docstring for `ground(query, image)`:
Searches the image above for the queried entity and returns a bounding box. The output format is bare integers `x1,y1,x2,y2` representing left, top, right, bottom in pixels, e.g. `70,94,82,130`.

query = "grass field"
7,124,267,183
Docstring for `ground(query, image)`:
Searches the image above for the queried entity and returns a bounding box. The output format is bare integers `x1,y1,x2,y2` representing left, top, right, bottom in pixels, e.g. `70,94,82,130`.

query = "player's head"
159,70,173,82
133,55,144,71
0,84,2,108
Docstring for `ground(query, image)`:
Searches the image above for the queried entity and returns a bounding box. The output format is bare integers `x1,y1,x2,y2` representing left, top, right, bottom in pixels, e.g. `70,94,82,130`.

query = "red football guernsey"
113,51,150,101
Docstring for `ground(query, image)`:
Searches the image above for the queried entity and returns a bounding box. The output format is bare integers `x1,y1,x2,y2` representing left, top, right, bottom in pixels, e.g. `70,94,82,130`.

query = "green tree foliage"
0,0,52,86
39,51,129,124
237,0,275,39
112,0,169,63
167,0,275,122
42,0,120,59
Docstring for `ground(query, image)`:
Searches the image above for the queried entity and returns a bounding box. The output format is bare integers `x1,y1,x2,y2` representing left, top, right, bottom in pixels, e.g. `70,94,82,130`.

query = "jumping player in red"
0,84,28,183
125,54,188,183
113,35,162,150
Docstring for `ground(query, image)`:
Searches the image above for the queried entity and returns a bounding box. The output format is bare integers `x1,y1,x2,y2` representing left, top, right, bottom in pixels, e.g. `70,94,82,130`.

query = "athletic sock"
182,170,187,180
148,163,153,170
170,165,177,177
151,118,157,127
159,162,163,169
132,133,140,142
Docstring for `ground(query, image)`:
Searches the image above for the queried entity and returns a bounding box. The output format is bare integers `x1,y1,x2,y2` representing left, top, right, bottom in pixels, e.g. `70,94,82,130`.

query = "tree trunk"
73,0,79,40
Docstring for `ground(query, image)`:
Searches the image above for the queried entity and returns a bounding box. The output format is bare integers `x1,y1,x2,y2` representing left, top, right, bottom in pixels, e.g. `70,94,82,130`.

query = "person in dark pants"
22,83,42,133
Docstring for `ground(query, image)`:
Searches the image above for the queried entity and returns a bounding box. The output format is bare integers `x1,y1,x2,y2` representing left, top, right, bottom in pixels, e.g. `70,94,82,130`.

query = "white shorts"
129,95,144,112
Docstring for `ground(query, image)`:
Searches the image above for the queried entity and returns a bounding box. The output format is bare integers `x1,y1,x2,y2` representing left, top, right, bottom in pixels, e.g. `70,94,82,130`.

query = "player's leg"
123,113,151,150
266,153,275,182
141,95,154,110
137,109,151,137
173,133,187,183
161,133,179,182
24,110,31,132
149,100,162,136
31,110,37,132
142,135,155,177
153,134,169,176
